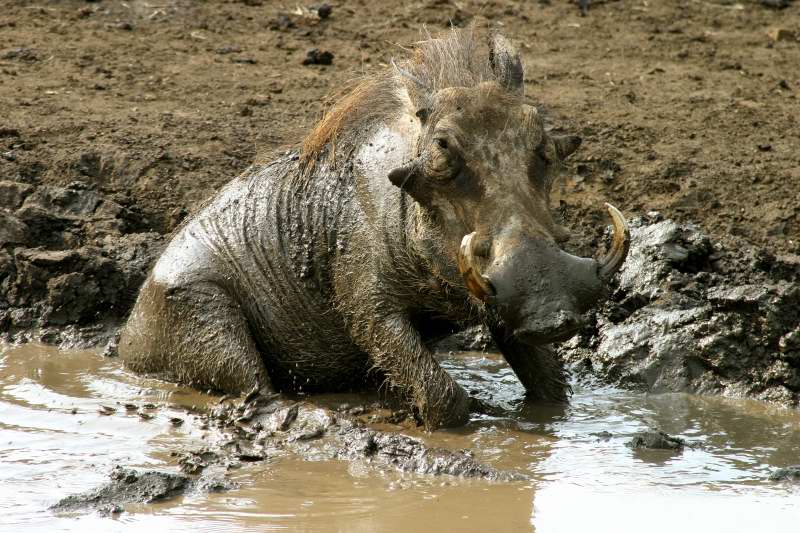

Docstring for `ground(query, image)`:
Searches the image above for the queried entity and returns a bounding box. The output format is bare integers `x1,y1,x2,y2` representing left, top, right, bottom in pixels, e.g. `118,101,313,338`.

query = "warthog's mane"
299,27,503,174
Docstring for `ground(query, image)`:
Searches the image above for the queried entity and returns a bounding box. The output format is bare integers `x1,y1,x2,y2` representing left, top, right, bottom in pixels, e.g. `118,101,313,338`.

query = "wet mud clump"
51,467,199,515
560,215,800,406
626,430,685,451
0,180,162,346
188,392,524,482
768,465,800,482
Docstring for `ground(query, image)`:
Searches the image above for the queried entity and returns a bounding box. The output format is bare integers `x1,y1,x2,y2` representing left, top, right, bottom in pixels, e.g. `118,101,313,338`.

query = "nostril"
553,310,582,331
553,225,571,244
473,238,492,258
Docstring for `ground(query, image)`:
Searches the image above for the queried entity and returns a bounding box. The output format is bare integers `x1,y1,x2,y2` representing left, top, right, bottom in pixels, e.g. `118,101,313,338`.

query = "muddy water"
1,344,799,532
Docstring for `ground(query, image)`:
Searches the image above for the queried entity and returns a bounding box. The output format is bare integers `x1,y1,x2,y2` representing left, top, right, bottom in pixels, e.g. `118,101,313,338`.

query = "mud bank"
560,215,800,406
0,179,162,346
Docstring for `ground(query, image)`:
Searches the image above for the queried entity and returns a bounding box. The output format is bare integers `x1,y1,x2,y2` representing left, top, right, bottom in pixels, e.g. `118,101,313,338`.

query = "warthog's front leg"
489,324,570,402
353,312,471,429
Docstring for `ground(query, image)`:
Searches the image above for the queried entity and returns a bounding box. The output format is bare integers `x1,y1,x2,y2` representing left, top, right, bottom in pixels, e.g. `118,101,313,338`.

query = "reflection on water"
1,343,798,532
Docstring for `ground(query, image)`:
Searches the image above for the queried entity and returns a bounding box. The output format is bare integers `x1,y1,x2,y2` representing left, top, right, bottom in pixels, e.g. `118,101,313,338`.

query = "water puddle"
1,343,798,531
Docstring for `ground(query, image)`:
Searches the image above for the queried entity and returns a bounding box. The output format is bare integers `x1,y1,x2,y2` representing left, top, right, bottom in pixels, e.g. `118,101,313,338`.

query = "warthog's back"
137,154,370,391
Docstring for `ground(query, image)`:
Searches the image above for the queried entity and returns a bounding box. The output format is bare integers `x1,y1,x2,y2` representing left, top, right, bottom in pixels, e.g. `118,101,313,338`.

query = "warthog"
120,28,629,428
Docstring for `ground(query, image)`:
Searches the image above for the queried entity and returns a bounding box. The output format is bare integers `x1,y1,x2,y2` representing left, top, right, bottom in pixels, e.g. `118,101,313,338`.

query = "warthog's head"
388,34,629,344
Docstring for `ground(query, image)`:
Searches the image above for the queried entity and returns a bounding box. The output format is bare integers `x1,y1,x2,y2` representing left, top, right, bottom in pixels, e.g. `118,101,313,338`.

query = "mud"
769,465,800,481
0,181,162,346
47,359,521,516
190,393,522,481
0,0,798,332
3,343,800,531
2,2,800,525
52,467,193,515
560,216,800,406
626,430,686,451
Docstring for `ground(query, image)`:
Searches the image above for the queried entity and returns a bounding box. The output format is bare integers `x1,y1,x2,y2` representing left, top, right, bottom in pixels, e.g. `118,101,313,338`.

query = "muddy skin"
560,215,800,406
119,28,628,429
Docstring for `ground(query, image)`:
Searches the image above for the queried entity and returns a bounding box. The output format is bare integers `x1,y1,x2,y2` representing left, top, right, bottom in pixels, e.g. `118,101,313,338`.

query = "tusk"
458,232,496,301
599,202,631,280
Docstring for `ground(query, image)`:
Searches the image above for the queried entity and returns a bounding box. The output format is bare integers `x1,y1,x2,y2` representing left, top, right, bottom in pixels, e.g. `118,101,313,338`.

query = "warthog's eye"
425,136,461,181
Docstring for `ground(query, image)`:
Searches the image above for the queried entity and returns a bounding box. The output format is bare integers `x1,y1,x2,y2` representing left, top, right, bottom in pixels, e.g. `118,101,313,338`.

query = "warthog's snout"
458,203,630,343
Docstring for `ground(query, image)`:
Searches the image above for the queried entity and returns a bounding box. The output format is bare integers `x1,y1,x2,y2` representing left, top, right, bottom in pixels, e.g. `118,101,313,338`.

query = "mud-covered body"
122,136,479,395
121,28,629,428
131,156,366,391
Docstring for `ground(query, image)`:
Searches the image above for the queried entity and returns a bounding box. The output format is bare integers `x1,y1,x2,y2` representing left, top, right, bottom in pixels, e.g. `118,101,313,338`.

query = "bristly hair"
299,26,506,175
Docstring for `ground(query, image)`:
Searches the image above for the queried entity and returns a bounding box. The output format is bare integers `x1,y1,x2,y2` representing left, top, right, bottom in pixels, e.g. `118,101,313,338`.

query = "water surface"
1,343,798,532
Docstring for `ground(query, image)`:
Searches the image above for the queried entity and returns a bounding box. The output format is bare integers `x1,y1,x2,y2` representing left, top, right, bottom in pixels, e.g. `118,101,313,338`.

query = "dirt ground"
2,0,798,248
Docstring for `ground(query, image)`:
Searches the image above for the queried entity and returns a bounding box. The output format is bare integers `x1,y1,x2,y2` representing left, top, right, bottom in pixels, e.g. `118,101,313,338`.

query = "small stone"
768,28,796,42
1,47,39,62
769,465,800,481
302,48,333,66
315,3,333,19
626,430,685,451
76,7,93,19
760,0,793,10
215,45,242,55
267,14,295,31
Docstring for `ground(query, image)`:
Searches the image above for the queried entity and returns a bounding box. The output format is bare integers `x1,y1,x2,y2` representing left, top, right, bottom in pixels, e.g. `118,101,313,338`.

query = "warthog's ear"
553,135,582,160
391,58,431,92
388,158,432,206
489,34,524,95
